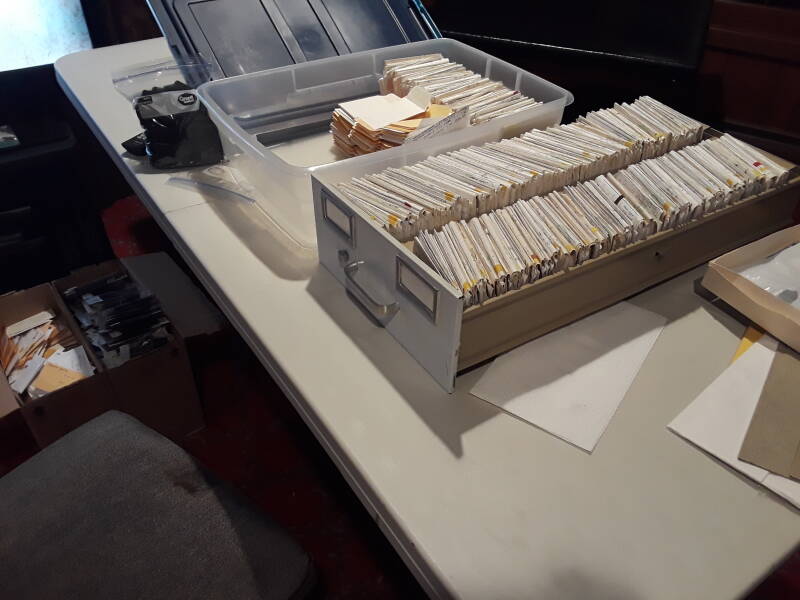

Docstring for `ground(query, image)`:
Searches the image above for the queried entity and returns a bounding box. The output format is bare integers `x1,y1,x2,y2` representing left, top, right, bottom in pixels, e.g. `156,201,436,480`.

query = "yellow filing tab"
732,325,765,364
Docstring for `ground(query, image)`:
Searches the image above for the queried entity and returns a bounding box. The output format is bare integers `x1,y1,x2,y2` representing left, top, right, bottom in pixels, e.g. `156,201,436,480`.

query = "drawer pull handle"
342,259,399,325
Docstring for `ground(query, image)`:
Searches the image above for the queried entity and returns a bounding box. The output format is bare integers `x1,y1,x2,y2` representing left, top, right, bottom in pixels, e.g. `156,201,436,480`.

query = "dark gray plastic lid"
147,0,441,81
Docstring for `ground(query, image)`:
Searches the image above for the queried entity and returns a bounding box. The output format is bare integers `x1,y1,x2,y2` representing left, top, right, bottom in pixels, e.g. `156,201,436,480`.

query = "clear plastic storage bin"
197,38,573,252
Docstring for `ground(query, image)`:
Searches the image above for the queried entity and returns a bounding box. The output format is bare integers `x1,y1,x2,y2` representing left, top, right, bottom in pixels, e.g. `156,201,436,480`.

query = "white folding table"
56,38,800,599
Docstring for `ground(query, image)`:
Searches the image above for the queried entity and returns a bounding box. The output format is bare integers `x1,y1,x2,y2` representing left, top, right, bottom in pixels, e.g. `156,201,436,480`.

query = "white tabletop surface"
56,38,800,600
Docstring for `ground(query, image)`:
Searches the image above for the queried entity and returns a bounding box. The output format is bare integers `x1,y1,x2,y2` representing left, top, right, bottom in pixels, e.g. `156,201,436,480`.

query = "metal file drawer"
312,145,800,392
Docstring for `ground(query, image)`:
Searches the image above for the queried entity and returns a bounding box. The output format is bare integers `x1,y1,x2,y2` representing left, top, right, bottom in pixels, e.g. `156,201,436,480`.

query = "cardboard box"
702,225,800,353
52,255,208,444
1,253,215,447
738,344,800,478
0,284,114,447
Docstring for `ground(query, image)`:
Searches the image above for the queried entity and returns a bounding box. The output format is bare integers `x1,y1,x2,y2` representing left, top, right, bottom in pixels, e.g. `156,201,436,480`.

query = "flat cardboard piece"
702,225,800,353
739,344,800,478
58,255,225,341
121,253,224,340
52,257,205,440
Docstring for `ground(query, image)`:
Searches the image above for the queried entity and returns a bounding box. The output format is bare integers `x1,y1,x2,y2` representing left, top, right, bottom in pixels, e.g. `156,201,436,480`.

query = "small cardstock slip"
406,106,469,142
470,302,666,452
338,94,424,130
738,344,800,478
5,310,54,338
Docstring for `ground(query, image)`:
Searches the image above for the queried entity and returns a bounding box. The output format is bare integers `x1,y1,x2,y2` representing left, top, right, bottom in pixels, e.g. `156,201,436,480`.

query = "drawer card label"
322,189,354,244
397,257,438,321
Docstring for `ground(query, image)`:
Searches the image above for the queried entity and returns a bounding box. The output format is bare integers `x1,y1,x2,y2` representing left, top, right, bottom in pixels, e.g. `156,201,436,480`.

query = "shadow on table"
167,170,318,280
306,267,715,459
206,197,317,281
692,275,754,340
305,268,496,458
536,568,643,600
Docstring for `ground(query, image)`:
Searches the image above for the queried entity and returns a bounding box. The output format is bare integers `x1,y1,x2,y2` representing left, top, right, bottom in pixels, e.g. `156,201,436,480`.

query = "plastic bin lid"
146,0,441,80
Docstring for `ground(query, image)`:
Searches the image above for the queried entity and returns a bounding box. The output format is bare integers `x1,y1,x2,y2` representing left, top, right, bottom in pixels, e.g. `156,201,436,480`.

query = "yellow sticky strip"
388,215,399,225
731,325,765,364
493,264,504,274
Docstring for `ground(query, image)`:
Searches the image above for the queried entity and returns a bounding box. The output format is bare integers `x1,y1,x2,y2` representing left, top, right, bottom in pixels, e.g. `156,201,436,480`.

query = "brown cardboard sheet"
739,344,800,478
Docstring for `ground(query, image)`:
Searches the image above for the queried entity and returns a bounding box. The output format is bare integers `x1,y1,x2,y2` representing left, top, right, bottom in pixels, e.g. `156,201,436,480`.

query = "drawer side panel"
459,180,800,369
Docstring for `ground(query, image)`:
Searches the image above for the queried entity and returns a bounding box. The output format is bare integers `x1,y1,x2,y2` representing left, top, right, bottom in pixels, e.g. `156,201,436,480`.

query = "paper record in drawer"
313,153,800,392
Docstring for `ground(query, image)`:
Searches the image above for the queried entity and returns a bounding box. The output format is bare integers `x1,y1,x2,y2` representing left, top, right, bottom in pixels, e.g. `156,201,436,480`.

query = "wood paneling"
700,1,800,145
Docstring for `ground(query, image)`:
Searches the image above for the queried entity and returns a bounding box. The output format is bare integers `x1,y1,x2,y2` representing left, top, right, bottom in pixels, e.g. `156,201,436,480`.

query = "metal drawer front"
313,181,463,391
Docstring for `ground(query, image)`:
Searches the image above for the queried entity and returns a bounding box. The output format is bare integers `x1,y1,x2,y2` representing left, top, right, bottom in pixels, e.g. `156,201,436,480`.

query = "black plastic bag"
134,81,223,169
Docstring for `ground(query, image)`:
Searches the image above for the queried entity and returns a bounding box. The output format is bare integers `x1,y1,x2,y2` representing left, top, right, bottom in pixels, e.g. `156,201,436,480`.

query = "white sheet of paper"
47,346,94,377
668,336,800,509
470,302,666,452
8,355,45,394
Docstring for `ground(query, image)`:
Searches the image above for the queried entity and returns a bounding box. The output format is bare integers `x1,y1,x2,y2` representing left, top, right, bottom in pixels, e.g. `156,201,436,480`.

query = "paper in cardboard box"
0,253,215,448
702,225,800,353
0,283,114,447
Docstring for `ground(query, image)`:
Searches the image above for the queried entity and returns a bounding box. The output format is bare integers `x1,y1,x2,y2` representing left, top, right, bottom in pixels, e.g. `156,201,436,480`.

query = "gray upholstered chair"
0,411,315,599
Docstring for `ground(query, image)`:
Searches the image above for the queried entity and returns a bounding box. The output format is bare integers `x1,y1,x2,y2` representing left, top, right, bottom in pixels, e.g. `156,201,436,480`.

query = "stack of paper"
62,272,170,368
380,54,541,124
330,92,457,157
336,96,712,241
0,310,94,399
413,132,790,306
668,336,800,509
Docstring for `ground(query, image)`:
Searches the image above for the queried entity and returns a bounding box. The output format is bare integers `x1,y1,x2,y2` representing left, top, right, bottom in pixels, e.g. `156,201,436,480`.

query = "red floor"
1,194,798,598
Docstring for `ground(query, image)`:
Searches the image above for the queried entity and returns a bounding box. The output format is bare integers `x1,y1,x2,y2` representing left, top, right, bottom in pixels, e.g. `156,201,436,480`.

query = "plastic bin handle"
339,251,399,326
